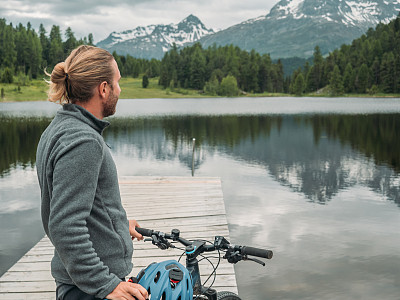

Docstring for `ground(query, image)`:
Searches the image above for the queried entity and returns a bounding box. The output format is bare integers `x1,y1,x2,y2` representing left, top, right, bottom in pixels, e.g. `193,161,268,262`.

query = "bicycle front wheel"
216,291,242,300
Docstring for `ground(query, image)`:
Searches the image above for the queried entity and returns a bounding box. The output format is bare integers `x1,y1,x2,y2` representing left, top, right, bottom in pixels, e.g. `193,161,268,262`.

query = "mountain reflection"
105,115,400,205
1,114,399,205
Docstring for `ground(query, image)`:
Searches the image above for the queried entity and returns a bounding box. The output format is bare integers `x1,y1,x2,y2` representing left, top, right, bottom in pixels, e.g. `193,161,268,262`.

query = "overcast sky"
1,0,281,43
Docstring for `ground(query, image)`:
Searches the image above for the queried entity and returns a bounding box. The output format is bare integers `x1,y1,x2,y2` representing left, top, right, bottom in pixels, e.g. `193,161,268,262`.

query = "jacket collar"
60,103,110,135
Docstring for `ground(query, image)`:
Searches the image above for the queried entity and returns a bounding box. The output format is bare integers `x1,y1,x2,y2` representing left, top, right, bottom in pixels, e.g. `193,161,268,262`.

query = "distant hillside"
290,14,400,95
199,0,400,58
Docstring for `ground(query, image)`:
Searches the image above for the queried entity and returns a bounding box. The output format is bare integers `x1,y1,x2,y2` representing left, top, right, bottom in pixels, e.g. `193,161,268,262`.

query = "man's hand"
129,219,144,241
106,281,148,300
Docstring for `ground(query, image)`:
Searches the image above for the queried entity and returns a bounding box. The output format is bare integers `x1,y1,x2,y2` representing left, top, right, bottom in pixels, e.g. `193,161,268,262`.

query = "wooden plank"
0,176,238,296
0,292,55,300
0,281,56,293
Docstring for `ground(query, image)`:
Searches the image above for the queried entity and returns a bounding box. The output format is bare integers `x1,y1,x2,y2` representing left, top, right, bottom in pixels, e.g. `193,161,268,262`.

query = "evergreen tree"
0,19,5,67
168,44,180,87
189,45,206,90
112,51,123,74
1,67,13,83
142,74,149,88
88,33,94,46
343,63,354,93
289,67,302,94
372,40,383,59
15,24,30,73
380,52,395,93
148,59,160,78
210,69,224,83
303,61,310,80
1,23,17,68
248,50,260,92
371,57,380,86
293,73,305,96
307,46,324,92
223,45,240,80
356,63,370,93
329,65,344,96
272,60,284,93
39,23,50,67
258,55,271,93
64,27,78,55
395,55,400,93
158,53,170,88
238,50,251,91
48,25,64,67
27,29,42,78
124,55,138,78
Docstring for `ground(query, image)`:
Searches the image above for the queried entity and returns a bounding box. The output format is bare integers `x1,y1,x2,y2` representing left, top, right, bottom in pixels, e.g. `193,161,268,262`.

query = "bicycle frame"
184,240,218,299
187,255,219,299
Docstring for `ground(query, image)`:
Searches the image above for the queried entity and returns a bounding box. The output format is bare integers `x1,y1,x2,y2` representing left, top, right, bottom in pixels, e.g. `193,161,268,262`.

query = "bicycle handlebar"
136,227,153,237
241,246,273,259
135,227,273,260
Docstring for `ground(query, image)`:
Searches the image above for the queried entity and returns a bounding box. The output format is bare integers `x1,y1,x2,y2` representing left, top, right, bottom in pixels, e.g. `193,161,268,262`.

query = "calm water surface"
1,98,400,299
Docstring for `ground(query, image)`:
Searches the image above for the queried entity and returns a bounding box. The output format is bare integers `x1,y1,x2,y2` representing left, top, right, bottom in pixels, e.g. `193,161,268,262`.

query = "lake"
1,97,400,299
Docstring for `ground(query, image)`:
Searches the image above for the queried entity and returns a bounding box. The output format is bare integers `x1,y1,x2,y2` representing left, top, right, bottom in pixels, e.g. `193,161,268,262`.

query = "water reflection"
1,114,400,205
105,115,400,205
0,116,51,176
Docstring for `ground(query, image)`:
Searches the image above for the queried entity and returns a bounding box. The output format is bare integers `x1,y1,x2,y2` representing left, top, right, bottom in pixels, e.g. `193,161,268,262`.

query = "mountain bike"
129,227,273,300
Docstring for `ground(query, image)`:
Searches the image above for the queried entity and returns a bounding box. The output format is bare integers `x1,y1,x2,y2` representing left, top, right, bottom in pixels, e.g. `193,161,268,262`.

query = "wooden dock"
0,176,237,299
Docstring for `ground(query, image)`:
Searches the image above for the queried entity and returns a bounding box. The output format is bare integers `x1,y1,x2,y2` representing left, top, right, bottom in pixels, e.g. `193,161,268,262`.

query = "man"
36,45,148,300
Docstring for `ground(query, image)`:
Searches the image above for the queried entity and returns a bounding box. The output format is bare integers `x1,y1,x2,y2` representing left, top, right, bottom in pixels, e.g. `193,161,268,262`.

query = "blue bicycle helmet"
137,260,193,300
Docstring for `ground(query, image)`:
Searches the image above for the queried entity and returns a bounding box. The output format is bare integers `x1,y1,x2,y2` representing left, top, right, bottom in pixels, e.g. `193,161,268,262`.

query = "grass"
0,79,48,102
0,77,208,102
1,77,399,102
119,77,206,99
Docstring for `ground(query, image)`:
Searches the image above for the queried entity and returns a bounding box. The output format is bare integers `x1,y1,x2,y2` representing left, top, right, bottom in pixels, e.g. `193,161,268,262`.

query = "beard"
102,89,119,118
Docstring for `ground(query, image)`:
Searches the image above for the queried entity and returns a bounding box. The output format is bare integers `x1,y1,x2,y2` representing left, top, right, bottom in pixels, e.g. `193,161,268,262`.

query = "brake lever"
243,256,266,266
145,234,174,250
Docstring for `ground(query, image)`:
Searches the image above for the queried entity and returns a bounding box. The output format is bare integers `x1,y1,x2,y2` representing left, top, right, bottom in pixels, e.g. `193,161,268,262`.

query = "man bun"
46,45,114,104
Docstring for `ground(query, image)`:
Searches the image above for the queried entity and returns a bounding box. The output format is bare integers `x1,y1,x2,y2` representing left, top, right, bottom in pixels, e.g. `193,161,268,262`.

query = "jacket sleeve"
48,137,121,298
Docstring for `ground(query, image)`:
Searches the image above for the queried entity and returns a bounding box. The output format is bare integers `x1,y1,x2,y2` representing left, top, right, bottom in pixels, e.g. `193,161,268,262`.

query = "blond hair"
46,45,114,104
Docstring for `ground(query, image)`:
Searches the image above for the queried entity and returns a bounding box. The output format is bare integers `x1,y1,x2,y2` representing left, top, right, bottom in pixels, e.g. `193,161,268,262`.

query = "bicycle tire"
216,291,242,300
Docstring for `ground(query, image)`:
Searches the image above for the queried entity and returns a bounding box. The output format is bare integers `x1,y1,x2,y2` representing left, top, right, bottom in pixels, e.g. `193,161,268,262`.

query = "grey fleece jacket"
36,104,133,299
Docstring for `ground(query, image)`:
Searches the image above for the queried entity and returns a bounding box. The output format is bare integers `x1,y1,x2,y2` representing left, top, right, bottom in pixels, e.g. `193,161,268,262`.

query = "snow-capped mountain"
269,0,399,26
199,0,400,58
97,15,214,59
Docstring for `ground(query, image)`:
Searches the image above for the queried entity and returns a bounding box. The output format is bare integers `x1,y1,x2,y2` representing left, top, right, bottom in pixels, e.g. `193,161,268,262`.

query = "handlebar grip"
135,227,153,237
241,246,273,259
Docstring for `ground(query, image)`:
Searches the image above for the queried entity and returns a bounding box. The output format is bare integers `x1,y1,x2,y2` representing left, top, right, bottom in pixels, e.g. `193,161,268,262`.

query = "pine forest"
1,14,400,97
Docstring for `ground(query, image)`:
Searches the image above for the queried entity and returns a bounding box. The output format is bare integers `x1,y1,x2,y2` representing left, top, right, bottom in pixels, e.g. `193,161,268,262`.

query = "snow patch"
242,15,267,24
285,0,304,15
275,0,305,19
339,1,382,26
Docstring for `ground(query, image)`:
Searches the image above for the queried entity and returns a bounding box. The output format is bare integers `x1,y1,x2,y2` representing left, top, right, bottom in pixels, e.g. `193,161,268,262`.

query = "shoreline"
1,77,400,102
2,93,400,103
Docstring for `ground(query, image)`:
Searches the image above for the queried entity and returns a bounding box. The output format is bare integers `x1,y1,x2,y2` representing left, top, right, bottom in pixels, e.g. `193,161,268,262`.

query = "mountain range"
97,15,214,59
97,0,400,59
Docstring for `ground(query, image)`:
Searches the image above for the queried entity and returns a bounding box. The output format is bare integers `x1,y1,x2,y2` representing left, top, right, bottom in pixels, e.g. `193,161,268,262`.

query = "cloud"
0,0,279,42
